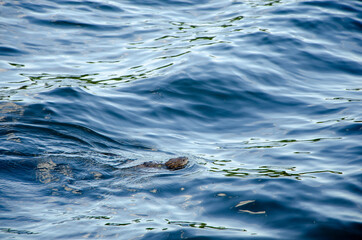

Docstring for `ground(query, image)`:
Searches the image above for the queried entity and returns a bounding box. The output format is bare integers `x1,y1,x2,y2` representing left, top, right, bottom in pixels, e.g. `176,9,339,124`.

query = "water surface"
0,0,361,239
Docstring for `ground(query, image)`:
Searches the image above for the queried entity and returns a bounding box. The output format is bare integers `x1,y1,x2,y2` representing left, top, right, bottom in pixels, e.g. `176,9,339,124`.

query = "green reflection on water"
9,62,25,68
245,0,283,7
316,117,355,124
73,215,111,220
217,137,342,150
230,16,244,22
156,51,190,59
86,60,120,64
167,220,246,232
189,36,215,42
14,61,175,92
105,218,150,227
0,228,38,235
326,97,361,102
104,218,246,232
2,7,254,101
210,160,342,180
105,222,131,226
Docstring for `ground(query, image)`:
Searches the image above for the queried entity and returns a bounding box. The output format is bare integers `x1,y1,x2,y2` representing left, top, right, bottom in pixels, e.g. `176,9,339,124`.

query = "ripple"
0,46,27,56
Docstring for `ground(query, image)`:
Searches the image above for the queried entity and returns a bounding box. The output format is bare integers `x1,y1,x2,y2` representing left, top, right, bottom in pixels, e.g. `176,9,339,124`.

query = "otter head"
165,157,189,170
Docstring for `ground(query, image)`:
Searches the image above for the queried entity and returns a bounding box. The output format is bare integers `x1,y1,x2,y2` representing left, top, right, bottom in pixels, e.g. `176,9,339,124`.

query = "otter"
135,157,188,170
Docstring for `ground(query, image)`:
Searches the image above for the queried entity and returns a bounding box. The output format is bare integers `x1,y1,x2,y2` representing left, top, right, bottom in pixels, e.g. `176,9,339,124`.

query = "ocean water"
0,0,361,239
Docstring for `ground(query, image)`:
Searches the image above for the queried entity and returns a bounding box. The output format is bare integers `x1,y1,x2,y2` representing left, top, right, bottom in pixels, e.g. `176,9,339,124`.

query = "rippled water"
1,0,361,239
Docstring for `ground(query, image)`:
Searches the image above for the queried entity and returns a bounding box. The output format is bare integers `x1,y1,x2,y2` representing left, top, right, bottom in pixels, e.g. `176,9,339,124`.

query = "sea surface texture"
0,0,361,239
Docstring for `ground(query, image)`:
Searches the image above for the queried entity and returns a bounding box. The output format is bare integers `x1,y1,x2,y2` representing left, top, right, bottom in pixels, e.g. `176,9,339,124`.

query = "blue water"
1,0,361,239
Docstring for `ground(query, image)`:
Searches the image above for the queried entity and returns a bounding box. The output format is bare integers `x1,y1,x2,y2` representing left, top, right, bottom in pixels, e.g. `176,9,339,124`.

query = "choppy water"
1,0,361,239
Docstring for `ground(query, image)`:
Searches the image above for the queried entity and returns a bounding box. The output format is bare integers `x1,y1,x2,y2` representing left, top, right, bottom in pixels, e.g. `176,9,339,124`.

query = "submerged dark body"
136,157,188,170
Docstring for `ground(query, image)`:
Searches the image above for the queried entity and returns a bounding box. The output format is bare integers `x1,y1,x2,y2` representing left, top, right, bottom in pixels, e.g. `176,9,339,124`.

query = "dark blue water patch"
336,123,362,135
126,0,210,7
37,86,85,100
301,0,362,15
16,1,58,13
0,158,38,182
33,87,161,145
0,46,27,56
7,122,94,148
25,16,123,31
238,31,362,77
346,146,362,165
142,231,274,240
0,99,155,157
310,105,348,116
121,72,305,126
302,220,362,240
298,49,362,76
143,176,328,240
59,0,124,13
289,14,362,34
1,0,123,15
